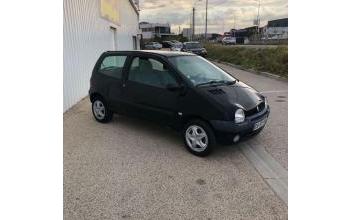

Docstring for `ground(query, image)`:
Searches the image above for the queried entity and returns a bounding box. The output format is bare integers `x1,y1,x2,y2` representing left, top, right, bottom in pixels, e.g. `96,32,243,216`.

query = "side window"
128,57,178,88
149,59,164,71
99,55,127,79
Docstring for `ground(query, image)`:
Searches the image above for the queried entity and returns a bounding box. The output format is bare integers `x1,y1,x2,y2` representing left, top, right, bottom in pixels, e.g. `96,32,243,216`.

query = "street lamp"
192,0,202,41
256,0,261,38
193,0,208,41
205,0,208,41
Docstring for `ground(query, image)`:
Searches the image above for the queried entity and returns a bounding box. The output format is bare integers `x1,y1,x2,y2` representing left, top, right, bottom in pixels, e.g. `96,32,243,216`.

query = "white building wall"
63,0,139,112
265,27,288,39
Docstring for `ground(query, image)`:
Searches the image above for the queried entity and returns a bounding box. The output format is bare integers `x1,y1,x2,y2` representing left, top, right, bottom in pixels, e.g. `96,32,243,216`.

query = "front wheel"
91,96,113,123
183,120,216,156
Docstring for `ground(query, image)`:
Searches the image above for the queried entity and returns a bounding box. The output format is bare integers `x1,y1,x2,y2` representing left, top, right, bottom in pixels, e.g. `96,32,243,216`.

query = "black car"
161,41,173,49
182,41,207,57
89,50,269,156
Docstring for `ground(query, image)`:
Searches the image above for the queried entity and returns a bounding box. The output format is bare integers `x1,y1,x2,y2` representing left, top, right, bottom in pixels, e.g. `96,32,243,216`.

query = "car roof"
104,50,195,57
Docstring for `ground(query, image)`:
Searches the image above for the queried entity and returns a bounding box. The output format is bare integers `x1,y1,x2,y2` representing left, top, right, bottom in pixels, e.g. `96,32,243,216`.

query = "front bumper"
209,105,270,140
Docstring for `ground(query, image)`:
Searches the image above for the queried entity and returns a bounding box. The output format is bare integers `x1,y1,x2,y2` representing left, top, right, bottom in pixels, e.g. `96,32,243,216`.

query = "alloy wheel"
93,100,105,120
185,125,208,152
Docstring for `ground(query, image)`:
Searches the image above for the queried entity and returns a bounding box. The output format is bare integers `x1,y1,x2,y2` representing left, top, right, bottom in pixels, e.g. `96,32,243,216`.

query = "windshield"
184,42,201,49
169,55,236,86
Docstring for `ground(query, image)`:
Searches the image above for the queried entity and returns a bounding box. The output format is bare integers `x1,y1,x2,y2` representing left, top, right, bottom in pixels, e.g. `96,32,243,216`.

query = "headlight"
235,108,245,123
263,97,268,108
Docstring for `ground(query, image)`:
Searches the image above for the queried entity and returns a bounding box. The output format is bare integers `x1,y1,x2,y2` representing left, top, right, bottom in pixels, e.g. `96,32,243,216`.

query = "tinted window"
162,42,172,48
99,55,127,79
128,57,177,88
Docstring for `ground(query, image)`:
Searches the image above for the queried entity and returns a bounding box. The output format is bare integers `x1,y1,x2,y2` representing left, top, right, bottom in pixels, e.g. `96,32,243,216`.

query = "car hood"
187,48,204,52
196,81,264,111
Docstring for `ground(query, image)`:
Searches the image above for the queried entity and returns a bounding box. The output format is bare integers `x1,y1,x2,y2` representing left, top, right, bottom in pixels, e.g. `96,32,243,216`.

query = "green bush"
205,44,288,78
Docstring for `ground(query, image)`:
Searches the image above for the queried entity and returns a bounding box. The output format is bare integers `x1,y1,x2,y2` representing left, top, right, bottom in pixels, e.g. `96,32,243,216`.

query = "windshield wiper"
225,80,237,85
196,80,227,87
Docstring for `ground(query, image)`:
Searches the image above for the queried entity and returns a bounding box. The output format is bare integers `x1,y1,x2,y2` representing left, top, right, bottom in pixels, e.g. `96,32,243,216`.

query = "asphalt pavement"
64,63,288,219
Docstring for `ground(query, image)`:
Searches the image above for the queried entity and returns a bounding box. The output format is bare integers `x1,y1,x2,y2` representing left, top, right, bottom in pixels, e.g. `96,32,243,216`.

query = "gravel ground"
64,97,287,219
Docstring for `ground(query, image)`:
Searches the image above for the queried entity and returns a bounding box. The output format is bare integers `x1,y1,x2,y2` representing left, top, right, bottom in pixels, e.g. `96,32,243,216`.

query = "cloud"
139,0,288,34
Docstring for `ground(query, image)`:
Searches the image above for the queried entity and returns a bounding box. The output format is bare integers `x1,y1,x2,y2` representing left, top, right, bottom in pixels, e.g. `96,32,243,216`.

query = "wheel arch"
89,92,105,103
181,115,215,131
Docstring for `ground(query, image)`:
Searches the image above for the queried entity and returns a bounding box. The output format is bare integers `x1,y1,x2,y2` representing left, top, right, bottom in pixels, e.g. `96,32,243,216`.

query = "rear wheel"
183,120,216,156
91,96,113,123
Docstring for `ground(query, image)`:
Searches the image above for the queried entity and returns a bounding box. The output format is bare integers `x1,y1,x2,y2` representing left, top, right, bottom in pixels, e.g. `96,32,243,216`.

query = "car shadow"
111,114,182,145
107,113,251,157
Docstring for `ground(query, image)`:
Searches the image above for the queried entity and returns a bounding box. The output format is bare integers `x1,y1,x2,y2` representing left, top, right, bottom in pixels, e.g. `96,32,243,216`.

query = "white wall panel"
64,0,139,112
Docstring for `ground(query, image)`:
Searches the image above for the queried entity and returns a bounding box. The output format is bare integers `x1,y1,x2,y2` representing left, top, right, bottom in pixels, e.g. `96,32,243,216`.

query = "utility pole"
192,7,195,41
256,0,261,38
205,0,208,41
189,13,192,41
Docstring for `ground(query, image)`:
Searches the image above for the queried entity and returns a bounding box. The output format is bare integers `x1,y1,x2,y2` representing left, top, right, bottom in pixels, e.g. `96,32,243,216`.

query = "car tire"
183,120,216,156
91,96,113,123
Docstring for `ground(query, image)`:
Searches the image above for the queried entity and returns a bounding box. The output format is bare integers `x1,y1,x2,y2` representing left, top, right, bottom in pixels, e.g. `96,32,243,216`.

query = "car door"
97,53,128,113
122,55,181,124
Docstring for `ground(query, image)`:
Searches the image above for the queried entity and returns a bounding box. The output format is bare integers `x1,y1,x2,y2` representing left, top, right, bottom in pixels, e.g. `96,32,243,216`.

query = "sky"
138,0,288,34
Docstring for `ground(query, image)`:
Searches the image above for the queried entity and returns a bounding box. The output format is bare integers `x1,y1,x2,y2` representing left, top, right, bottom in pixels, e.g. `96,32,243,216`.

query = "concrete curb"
240,142,288,206
208,58,288,82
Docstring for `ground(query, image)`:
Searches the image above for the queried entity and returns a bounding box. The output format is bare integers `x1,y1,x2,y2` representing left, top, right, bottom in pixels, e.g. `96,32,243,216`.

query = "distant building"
193,33,221,41
208,33,222,40
182,28,192,40
231,26,258,44
223,32,232,37
263,18,288,40
225,18,288,44
139,22,174,39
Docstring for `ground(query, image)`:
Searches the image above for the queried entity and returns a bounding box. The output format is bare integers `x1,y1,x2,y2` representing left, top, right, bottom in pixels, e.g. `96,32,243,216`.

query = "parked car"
89,50,270,156
170,40,183,51
181,41,207,57
222,37,236,45
161,41,174,51
144,42,162,50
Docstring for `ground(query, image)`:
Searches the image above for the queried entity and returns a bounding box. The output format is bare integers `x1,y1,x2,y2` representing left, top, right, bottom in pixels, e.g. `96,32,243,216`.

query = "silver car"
222,37,236,45
145,42,162,50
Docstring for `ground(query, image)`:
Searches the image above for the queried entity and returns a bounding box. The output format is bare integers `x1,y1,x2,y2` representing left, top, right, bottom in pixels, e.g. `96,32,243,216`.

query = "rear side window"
99,55,127,79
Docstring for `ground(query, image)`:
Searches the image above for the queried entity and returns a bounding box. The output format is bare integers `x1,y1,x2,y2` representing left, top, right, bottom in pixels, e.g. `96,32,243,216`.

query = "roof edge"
128,0,139,15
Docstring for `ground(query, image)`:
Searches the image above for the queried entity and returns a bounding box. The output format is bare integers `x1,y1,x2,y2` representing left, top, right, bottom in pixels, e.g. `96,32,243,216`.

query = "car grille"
245,101,265,117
